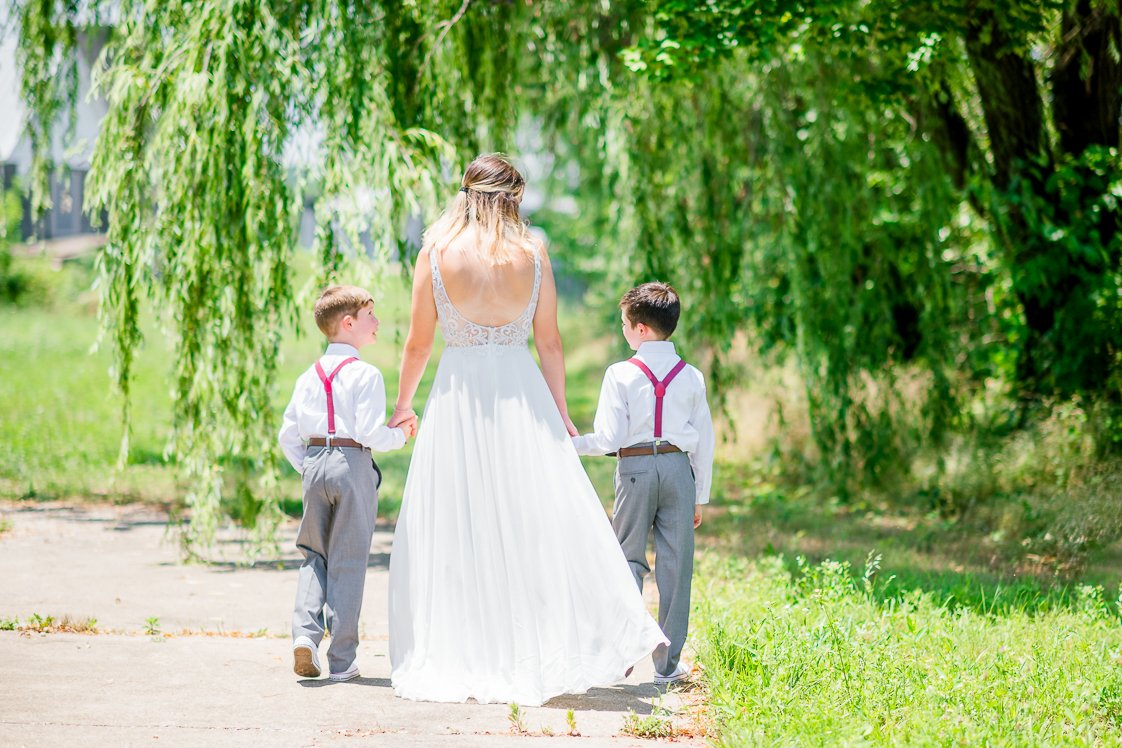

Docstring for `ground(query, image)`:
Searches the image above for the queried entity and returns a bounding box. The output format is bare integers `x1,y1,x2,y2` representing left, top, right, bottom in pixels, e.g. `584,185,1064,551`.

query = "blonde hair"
422,153,537,265
314,285,373,337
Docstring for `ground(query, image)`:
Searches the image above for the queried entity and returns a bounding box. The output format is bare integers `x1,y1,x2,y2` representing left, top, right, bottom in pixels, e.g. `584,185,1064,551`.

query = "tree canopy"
14,0,1122,545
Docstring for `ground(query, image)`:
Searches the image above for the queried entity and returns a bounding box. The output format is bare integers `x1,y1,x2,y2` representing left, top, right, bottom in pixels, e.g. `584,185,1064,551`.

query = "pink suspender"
314,357,359,436
627,357,688,440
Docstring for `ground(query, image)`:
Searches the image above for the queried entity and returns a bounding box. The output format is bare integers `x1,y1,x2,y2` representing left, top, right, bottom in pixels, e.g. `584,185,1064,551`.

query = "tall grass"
696,552,1122,745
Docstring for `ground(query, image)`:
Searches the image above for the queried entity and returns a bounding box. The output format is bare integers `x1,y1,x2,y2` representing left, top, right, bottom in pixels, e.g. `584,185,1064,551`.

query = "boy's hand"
389,408,418,439
400,415,418,439
693,506,703,529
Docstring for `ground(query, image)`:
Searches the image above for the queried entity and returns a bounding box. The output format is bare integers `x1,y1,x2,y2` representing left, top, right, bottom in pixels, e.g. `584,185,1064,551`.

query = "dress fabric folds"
388,249,668,706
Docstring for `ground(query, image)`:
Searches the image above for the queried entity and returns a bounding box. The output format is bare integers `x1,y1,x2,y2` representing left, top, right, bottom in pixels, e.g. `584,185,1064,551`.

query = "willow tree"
517,2,967,491
532,0,1122,489
14,0,505,551
16,0,1122,537
624,0,1122,400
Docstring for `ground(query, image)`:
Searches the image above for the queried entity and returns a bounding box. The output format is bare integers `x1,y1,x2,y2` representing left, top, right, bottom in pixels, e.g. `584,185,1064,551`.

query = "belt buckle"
652,439,660,456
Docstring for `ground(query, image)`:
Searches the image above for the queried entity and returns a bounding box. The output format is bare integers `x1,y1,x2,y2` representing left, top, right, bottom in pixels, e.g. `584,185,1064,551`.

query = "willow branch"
419,0,471,77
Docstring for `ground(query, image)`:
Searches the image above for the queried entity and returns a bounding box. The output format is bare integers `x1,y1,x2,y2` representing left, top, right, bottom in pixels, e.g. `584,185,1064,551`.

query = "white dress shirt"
572,341,714,504
278,343,406,474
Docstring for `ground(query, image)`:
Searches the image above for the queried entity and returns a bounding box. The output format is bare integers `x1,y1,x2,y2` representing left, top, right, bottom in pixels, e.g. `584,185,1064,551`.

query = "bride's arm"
532,242,578,437
393,247,437,422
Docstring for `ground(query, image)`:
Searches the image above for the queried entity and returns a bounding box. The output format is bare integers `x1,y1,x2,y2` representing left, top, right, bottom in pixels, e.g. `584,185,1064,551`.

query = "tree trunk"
963,4,1060,393
1051,0,1122,157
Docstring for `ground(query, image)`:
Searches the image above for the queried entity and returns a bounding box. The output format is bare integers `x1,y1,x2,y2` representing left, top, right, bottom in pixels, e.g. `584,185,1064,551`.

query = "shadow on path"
543,684,665,714
192,552,391,573
294,678,664,715
299,676,393,689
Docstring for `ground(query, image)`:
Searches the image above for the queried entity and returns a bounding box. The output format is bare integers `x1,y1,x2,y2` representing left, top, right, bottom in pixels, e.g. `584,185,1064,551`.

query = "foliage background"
8,0,1122,565
7,5,1122,742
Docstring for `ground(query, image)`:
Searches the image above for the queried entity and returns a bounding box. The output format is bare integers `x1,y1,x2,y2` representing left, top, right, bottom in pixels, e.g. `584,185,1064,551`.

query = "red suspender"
627,357,688,439
314,357,359,435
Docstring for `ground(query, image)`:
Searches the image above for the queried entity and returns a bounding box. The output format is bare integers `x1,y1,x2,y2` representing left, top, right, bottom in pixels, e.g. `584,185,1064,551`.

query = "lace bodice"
430,248,542,348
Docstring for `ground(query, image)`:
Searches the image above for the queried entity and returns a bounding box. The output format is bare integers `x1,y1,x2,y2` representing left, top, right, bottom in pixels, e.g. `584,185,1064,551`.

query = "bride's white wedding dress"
388,247,668,706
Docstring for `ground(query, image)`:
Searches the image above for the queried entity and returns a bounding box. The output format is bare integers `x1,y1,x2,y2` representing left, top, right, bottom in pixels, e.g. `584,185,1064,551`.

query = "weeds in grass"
0,617,18,630
507,703,527,735
0,517,11,536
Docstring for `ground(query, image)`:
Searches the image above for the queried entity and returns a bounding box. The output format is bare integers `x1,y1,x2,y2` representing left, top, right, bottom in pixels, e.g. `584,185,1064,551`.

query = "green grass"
0,254,621,521
8,252,1122,746
704,461,1122,616
696,552,1122,745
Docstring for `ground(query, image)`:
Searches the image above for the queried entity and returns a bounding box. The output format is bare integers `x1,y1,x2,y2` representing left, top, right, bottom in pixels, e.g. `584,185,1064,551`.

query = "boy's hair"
620,282,680,338
314,285,373,337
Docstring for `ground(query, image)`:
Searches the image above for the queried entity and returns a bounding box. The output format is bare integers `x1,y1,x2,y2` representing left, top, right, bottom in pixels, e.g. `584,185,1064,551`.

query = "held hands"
390,406,419,440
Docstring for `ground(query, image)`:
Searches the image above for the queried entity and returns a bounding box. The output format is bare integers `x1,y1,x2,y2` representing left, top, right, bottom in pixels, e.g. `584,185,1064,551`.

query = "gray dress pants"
612,447,695,677
292,445,380,674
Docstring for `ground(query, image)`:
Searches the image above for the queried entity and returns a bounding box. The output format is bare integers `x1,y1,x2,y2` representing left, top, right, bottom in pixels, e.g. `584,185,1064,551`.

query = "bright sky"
0,5,26,161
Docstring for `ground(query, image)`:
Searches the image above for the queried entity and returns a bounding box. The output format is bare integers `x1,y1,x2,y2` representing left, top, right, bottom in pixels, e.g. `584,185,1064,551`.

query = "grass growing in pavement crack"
621,709,678,739
507,703,528,735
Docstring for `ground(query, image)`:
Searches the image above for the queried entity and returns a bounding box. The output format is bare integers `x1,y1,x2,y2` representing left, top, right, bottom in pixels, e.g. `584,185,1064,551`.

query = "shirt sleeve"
352,365,407,453
278,382,306,474
572,367,630,456
688,371,715,505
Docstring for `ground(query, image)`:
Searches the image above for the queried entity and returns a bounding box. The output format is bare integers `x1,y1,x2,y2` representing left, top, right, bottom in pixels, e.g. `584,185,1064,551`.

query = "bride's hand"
562,413,578,437
390,406,418,435
392,415,418,440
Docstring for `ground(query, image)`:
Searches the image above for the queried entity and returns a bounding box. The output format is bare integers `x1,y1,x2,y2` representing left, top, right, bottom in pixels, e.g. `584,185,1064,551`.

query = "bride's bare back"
435,233,540,327
395,153,574,436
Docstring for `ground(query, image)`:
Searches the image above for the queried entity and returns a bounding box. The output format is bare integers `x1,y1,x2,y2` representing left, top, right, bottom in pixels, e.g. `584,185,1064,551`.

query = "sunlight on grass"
695,552,1122,745
0,256,622,520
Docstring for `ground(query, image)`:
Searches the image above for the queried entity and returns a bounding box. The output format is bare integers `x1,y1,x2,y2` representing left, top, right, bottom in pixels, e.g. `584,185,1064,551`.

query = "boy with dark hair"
572,281,714,685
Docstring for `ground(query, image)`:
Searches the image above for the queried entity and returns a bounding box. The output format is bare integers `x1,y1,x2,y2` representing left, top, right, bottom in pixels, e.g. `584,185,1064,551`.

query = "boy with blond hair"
279,285,414,681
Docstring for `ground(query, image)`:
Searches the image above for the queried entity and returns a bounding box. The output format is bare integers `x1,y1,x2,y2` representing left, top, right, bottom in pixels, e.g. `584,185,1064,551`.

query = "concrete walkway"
0,503,706,746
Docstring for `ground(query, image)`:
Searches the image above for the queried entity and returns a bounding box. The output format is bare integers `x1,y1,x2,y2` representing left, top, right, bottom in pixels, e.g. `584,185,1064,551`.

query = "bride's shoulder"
521,235,548,270
412,245,434,274
529,234,548,258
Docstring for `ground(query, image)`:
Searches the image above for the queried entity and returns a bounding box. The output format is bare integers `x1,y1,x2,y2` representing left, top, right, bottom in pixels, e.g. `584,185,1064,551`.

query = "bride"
387,154,668,706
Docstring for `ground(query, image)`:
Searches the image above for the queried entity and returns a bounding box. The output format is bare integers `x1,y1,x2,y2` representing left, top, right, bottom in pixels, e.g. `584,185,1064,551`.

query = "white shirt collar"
636,340,677,358
324,342,361,359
